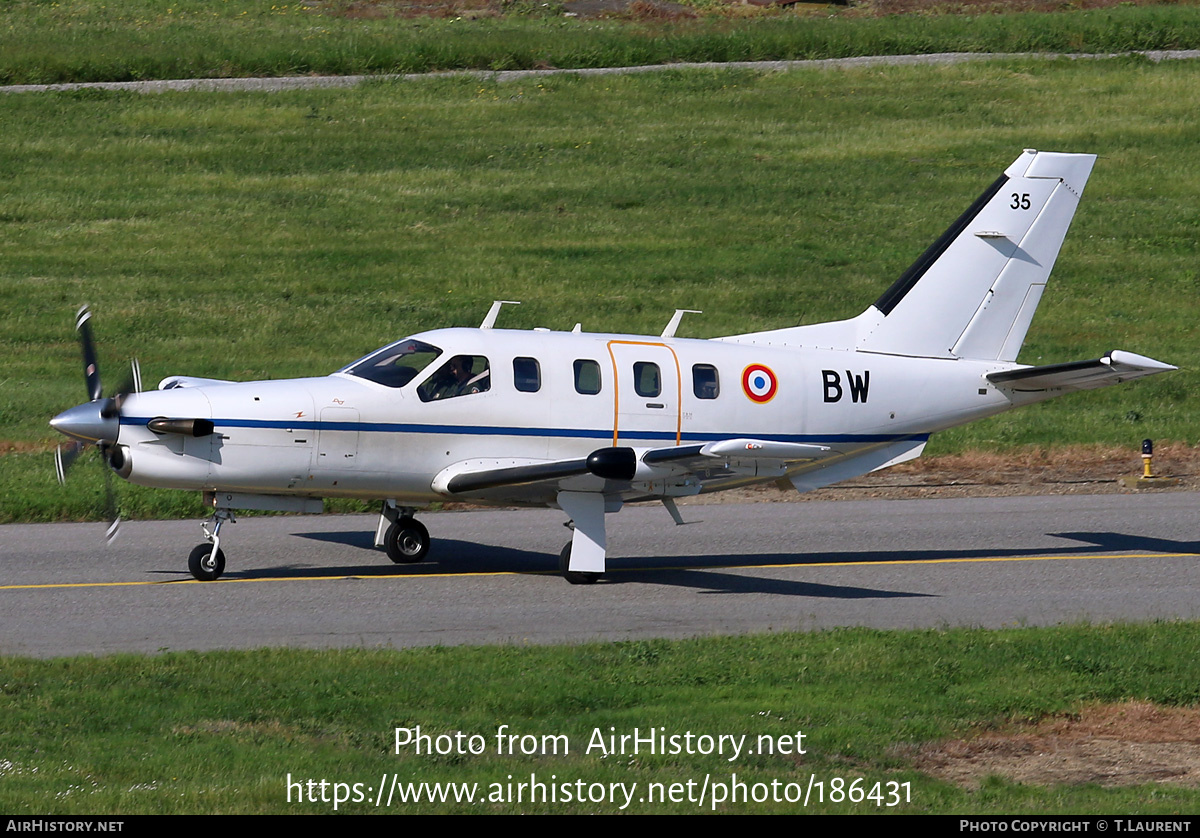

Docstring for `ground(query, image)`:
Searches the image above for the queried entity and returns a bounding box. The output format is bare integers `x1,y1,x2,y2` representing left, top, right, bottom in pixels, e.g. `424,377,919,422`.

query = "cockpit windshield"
339,339,443,388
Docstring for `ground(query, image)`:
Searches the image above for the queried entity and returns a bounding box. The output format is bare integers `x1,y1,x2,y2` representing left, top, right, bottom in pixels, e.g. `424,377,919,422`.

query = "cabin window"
573,359,602,395
513,357,541,393
340,339,442,389
633,362,661,398
693,364,719,399
418,355,491,402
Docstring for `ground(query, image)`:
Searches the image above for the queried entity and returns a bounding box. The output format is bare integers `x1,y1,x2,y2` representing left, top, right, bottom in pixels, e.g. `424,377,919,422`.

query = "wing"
987,350,1175,393
430,438,839,506
433,457,592,497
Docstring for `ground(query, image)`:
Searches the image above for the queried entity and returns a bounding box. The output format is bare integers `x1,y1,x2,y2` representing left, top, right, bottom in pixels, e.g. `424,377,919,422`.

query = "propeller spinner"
51,305,140,541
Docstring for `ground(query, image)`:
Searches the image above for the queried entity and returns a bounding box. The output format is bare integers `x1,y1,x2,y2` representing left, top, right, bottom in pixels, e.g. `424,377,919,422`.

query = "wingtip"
1105,349,1178,373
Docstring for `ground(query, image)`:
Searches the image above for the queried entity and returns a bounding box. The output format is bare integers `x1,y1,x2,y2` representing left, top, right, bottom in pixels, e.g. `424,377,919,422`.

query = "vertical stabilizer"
857,149,1096,361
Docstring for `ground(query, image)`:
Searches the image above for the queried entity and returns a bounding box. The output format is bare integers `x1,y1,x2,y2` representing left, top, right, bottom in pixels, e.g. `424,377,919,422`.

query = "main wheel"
188,543,226,581
559,541,600,585
385,518,430,563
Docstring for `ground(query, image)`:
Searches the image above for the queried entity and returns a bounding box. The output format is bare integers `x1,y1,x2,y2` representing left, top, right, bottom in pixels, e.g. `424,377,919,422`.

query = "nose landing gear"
188,508,234,581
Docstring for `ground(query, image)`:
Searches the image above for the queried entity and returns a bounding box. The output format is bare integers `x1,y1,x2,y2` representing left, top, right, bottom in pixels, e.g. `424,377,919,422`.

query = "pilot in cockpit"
421,355,490,401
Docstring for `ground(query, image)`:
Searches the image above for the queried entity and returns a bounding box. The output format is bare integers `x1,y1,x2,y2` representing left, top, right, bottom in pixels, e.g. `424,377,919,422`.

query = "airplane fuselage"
112,326,1020,506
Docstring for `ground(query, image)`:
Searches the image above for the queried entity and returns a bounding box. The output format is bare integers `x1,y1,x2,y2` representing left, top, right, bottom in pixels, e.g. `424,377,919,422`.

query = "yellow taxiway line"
2,551,1197,591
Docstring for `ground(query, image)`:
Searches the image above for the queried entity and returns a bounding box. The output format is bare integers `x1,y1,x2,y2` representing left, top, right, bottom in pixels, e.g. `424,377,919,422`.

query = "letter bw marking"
822,370,869,403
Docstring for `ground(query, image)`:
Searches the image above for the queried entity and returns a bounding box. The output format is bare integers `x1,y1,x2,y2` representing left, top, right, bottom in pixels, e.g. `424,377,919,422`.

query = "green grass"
1,1,1200,84
2,623,1200,813
2,58,1197,521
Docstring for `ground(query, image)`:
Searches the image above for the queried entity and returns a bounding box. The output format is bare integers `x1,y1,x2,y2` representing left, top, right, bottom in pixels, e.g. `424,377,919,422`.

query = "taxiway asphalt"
2,492,1198,657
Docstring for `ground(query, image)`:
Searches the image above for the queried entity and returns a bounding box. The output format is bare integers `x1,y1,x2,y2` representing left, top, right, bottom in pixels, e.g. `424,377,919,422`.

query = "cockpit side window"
340,339,442,388
418,355,491,402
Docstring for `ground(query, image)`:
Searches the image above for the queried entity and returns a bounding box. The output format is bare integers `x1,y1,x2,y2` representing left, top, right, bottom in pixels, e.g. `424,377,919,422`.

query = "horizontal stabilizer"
987,350,1176,392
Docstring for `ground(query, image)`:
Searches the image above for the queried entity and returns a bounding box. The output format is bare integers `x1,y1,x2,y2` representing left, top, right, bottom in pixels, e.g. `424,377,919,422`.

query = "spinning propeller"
50,306,141,541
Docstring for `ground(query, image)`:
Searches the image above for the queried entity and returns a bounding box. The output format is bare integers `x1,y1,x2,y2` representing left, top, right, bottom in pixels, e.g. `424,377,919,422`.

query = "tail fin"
860,149,1096,360
721,150,1096,361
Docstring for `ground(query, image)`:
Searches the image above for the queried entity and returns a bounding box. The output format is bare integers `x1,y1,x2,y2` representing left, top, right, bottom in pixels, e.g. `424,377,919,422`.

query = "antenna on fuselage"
480,300,520,329
661,309,701,338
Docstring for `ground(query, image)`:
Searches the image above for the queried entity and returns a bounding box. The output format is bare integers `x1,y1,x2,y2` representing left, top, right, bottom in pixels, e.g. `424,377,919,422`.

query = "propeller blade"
57,305,126,542
76,305,103,402
54,442,86,485
103,463,120,543
101,360,143,420
110,359,141,402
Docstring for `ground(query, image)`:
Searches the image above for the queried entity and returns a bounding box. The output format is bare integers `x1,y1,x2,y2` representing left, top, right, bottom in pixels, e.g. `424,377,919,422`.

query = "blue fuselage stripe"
121,415,928,445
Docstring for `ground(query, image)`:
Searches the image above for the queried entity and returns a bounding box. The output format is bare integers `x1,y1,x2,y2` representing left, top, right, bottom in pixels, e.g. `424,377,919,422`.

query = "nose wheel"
188,544,226,581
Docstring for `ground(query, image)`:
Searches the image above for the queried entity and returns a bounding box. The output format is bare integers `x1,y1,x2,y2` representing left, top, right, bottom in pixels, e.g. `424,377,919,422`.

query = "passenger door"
606,340,682,446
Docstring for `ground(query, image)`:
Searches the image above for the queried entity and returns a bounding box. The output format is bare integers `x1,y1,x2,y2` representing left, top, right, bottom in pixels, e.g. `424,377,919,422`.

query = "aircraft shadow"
1050,531,1200,555
147,530,1188,598
149,545,928,599
294,529,1163,573
298,530,382,549
148,537,923,598
602,567,932,599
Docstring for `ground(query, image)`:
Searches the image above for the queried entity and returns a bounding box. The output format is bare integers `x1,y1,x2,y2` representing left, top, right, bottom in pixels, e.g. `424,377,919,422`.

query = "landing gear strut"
556,491,609,585
189,508,233,581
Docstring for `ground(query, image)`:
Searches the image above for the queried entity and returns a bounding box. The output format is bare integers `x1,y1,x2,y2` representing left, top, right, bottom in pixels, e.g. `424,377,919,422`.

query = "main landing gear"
559,541,600,586
557,491,609,585
377,500,431,564
384,517,430,563
189,508,233,581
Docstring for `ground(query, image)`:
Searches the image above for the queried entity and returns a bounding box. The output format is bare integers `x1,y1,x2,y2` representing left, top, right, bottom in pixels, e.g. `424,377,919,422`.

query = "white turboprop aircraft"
51,149,1174,583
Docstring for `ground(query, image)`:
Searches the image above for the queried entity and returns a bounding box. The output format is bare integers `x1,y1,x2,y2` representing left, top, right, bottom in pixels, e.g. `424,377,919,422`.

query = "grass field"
2,56,1197,522
3,623,1200,814
2,0,1200,84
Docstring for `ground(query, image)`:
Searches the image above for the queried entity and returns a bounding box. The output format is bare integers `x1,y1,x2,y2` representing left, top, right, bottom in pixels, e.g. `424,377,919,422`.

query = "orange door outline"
606,340,683,447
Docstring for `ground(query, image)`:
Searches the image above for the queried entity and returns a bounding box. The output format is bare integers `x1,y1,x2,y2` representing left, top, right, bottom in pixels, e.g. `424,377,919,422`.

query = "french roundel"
741,364,778,404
